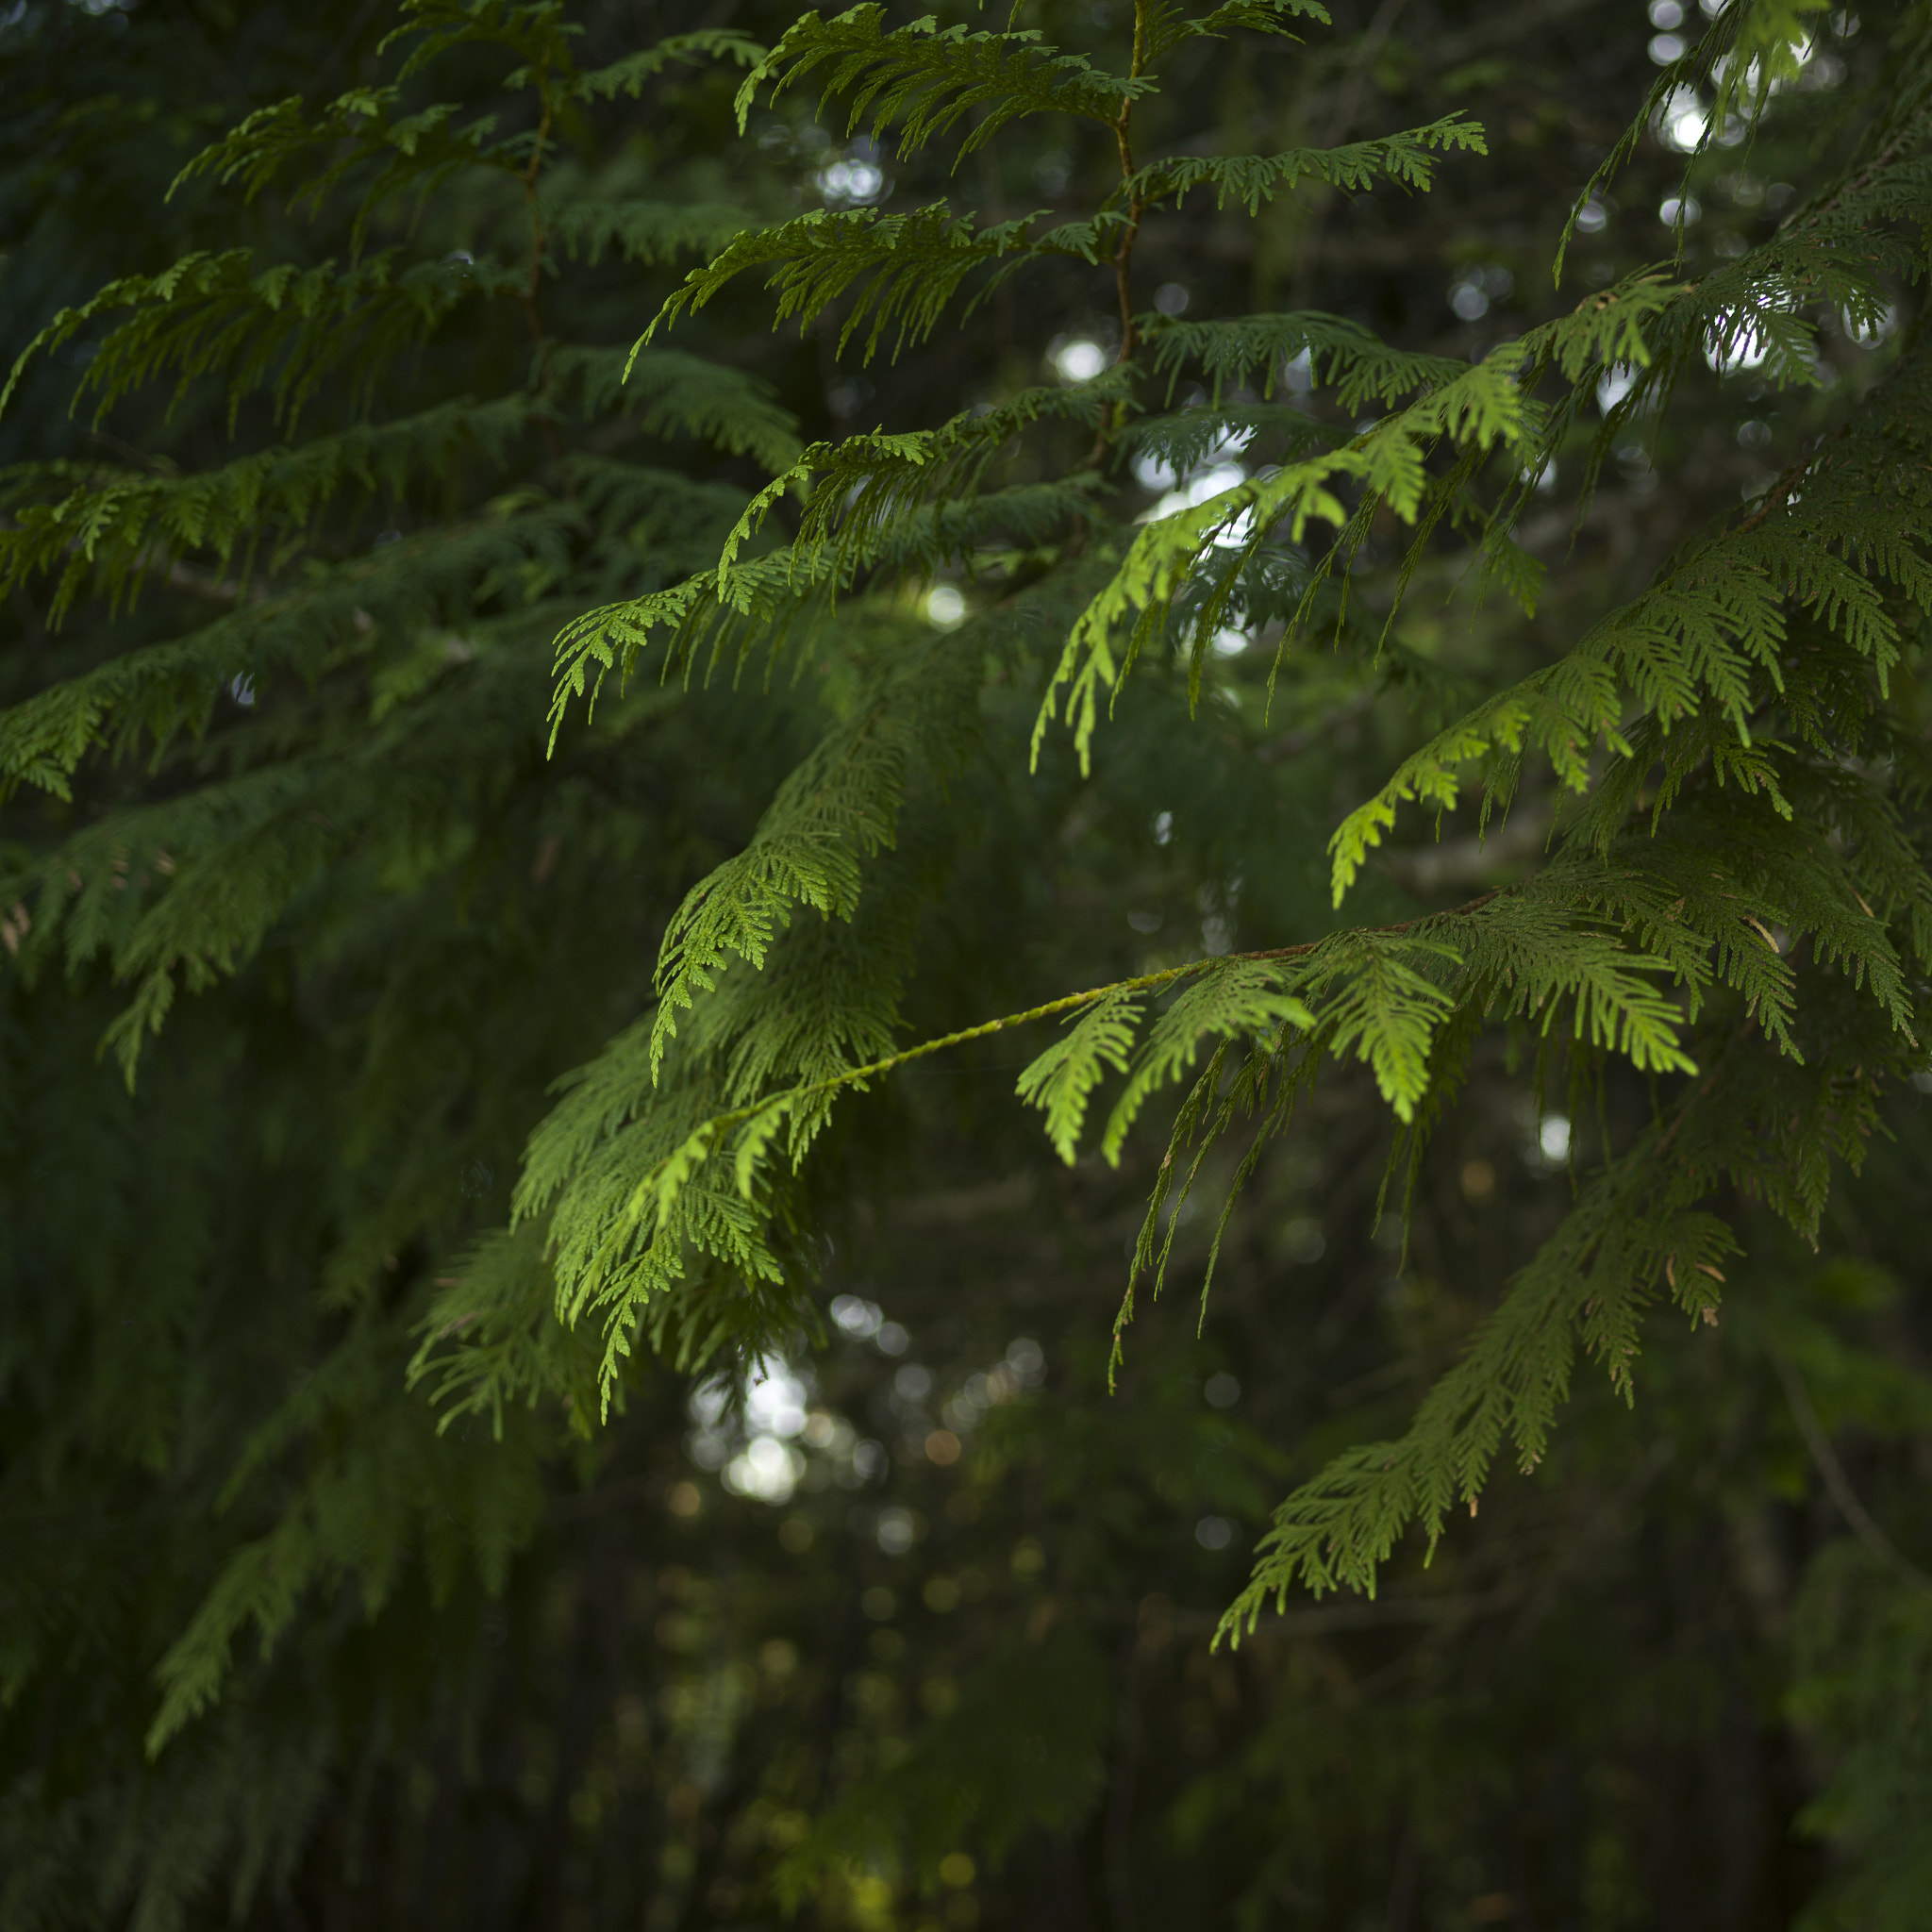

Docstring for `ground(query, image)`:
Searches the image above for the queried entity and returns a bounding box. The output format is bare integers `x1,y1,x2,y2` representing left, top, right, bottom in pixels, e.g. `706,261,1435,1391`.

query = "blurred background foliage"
2,0,1930,1929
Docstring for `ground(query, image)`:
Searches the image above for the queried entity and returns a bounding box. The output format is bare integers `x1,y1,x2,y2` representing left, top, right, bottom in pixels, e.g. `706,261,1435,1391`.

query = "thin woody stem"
1091,0,1152,462
521,74,555,352
637,887,1516,1202
1770,1345,1932,1597
1110,44,1146,362
1727,423,1848,538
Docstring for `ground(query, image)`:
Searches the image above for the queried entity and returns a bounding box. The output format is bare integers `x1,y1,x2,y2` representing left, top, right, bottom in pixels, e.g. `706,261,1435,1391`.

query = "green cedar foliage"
8,0,1932,1926
483,0,1927,1619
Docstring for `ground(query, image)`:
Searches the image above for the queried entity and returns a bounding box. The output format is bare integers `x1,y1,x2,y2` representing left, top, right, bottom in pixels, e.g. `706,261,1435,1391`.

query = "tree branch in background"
1771,1345,1932,1598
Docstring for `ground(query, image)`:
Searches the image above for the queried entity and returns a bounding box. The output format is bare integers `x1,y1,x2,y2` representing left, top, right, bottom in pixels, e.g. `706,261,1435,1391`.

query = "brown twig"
1769,1344,1932,1597
1089,1,1153,466
1231,886,1506,965
1774,122,1923,242
1728,423,1849,539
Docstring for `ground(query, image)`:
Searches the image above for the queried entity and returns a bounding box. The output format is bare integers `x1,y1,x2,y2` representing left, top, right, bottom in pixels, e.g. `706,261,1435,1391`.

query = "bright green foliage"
8,0,1932,1924
517,0,1932,1622
12,0,1924,1599
1017,987,1147,1161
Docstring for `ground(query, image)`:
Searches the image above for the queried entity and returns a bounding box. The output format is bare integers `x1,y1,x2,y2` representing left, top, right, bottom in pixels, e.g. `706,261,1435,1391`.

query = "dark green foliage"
7,0,1932,1927
774,1626,1113,1901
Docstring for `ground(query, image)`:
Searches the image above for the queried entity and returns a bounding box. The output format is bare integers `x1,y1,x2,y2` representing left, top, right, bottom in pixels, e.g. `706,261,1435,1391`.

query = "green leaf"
734,6,1147,157
1016,990,1145,1164
1102,960,1314,1161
